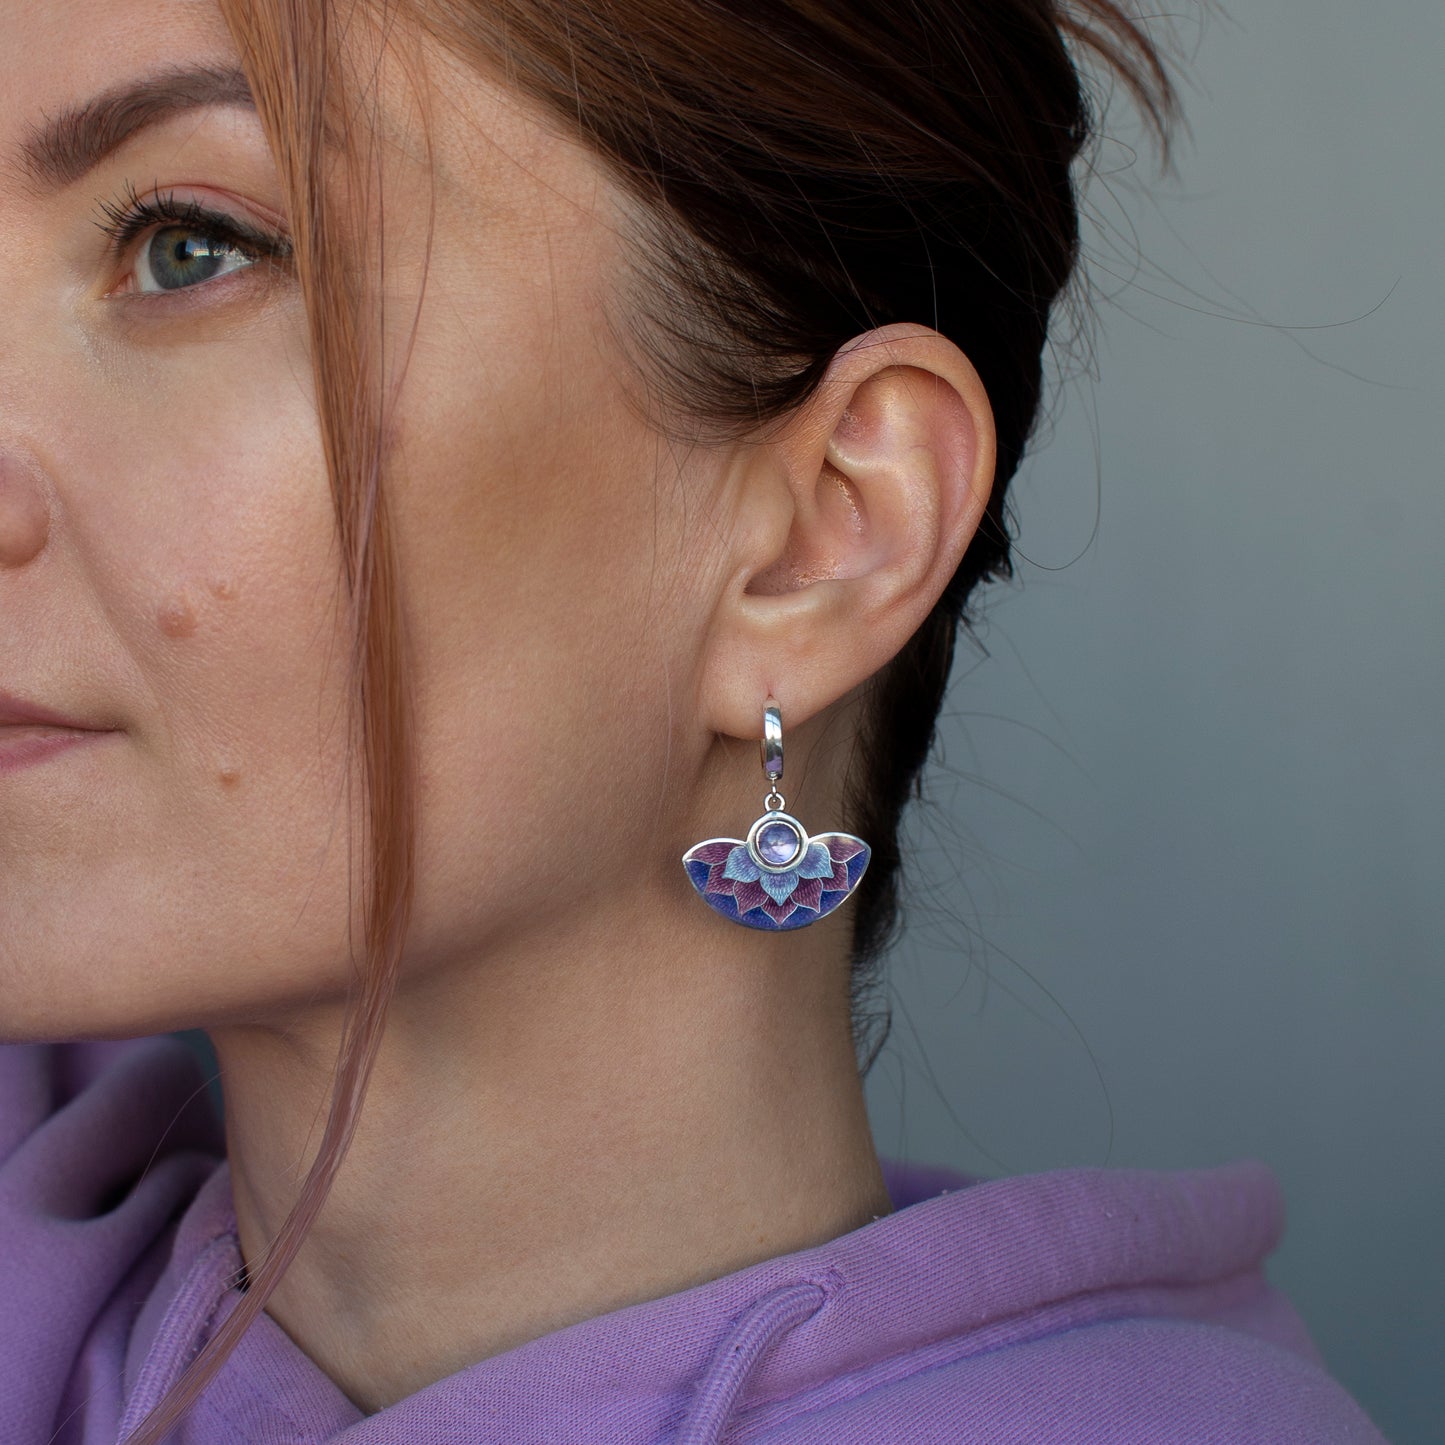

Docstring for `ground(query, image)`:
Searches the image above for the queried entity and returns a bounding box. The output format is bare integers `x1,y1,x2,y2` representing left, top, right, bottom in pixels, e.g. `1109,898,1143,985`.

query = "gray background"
863,5,1443,1443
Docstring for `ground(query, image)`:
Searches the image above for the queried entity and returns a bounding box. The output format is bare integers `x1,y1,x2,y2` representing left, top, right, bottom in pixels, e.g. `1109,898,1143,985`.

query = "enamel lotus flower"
683,700,870,931
682,809,871,932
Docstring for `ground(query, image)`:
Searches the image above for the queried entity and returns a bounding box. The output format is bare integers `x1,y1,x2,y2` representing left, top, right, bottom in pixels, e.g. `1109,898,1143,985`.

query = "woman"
0,0,1389,1441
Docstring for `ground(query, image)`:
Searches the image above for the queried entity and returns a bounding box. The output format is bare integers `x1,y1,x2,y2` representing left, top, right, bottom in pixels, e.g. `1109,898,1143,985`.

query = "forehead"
0,0,236,101
363,20,621,231
0,0,623,244
0,0,248,203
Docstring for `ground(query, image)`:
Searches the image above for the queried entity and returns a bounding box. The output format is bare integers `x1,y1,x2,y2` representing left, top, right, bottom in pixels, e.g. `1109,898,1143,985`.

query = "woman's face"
0,0,731,1038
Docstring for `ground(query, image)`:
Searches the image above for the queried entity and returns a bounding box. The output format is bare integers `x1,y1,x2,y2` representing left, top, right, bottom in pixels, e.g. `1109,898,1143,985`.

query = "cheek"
383,307,708,968
0,322,368,1040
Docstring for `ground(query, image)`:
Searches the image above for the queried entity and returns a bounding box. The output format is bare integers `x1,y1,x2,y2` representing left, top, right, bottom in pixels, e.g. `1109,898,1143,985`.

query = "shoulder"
720,1158,1387,1444
749,1316,1389,1444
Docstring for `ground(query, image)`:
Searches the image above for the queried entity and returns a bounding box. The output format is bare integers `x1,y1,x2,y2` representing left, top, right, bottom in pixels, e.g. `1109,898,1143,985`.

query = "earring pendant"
681,698,871,931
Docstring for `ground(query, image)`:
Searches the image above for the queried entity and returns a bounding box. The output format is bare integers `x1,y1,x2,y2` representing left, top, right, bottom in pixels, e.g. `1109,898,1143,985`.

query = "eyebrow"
16,62,257,193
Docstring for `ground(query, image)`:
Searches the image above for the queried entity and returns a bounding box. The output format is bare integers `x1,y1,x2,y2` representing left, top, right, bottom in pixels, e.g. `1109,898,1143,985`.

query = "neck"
209,895,891,1412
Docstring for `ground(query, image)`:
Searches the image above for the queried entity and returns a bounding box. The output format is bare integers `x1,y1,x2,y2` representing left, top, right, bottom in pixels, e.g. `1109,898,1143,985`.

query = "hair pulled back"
417,0,1174,1045
126,3,1176,1439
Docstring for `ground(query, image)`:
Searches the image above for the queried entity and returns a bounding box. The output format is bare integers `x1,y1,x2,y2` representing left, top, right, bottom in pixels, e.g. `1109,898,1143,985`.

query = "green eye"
135,223,258,293
93,181,293,297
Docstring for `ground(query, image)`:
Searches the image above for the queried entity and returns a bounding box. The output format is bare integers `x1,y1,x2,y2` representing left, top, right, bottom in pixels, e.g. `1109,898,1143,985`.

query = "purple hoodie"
2,1035,1387,1443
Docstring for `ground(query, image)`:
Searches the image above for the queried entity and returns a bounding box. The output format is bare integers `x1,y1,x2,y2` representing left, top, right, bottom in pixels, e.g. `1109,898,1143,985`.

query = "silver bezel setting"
746,810,808,872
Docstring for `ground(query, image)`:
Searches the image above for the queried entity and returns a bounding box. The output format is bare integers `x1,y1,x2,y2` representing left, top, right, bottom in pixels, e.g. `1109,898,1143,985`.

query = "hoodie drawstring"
676,1281,830,1445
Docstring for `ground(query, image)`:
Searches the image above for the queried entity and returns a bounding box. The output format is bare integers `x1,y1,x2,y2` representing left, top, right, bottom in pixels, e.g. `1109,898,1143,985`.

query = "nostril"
0,451,53,568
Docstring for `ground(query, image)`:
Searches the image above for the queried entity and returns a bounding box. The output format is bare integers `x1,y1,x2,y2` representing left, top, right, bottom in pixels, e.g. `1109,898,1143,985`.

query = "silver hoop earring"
681,697,871,931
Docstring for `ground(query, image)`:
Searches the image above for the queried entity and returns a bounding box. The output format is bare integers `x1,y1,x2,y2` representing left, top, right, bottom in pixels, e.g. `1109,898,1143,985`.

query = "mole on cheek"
0,474,51,568
156,593,198,639
218,766,242,791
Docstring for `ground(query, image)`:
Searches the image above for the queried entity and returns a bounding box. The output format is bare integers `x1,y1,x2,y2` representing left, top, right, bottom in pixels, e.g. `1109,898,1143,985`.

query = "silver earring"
681,697,871,931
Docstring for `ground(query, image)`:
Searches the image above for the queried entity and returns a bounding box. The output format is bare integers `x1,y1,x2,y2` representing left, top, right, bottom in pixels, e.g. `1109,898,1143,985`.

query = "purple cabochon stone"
757,819,802,866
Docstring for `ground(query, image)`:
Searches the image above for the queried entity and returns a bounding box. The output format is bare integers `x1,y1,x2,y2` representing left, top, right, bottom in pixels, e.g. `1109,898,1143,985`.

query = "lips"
0,690,120,778
0,688,112,732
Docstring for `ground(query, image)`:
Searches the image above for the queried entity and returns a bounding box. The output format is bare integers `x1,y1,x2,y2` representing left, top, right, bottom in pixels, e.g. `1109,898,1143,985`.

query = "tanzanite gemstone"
756,819,802,867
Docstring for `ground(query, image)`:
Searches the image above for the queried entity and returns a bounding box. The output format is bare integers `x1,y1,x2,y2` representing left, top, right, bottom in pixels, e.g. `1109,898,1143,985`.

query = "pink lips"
0,689,118,776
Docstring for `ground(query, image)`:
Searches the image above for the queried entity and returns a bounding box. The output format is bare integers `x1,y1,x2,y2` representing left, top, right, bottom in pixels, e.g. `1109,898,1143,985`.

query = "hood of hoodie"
2,1036,1385,1444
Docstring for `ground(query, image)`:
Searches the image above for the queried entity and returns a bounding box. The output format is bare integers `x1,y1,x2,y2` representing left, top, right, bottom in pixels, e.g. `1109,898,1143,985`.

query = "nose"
0,448,52,568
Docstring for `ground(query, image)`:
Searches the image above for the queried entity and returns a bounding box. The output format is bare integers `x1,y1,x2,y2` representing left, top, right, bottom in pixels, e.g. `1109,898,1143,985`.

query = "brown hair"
126,1,1176,1437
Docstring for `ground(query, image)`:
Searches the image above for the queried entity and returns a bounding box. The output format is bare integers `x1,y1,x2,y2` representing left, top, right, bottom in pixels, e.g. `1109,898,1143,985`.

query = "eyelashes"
90,177,294,296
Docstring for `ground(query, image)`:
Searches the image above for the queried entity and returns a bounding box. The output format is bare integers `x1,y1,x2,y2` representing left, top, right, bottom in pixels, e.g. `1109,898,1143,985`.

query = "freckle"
157,594,198,639
219,767,242,791
209,577,236,601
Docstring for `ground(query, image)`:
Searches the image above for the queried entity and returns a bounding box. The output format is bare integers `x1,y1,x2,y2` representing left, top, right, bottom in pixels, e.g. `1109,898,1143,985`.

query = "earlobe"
699,324,995,743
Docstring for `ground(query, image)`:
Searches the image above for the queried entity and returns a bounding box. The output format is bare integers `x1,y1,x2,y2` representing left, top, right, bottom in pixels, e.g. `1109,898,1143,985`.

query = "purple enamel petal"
791,875,825,911
730,878,770,914
762,894,797,924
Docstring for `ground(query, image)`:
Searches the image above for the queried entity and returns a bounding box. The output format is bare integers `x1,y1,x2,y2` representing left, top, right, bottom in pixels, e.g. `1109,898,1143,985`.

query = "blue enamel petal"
797,841,835,879
722,844,761,883
759,867,801,903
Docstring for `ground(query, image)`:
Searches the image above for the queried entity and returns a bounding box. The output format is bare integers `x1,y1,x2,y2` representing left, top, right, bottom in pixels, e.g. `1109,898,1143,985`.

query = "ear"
698,322,996,741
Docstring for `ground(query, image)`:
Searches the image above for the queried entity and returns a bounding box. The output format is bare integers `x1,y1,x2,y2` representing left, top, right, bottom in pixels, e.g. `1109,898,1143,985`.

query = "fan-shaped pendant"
681,808,871,932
